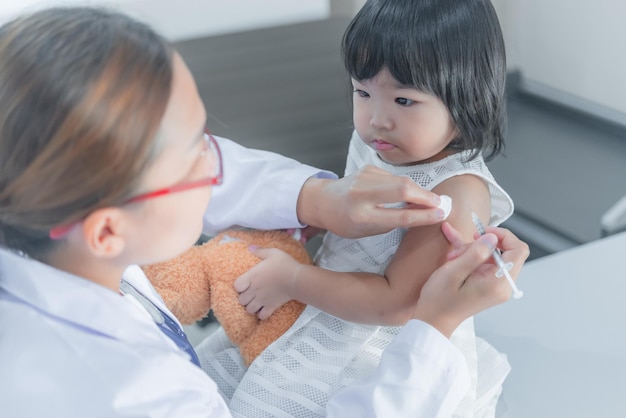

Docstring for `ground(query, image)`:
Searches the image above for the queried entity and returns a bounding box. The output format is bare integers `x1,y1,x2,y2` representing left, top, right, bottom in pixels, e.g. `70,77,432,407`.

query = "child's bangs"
342,24,386,82
343,14,439,94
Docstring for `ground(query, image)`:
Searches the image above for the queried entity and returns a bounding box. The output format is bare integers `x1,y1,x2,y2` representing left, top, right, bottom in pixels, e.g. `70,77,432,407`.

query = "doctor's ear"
81,208,127,258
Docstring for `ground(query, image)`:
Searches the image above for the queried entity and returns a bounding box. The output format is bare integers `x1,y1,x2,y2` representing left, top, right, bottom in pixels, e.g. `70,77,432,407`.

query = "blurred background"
3,0,626,261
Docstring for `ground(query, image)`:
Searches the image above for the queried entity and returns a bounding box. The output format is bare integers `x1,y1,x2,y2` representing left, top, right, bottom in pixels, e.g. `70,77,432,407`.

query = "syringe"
471,213,523,299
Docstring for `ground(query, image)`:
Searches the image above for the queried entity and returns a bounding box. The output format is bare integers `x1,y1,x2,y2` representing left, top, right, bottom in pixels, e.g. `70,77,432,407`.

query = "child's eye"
395,97,415,106
353,89,370,98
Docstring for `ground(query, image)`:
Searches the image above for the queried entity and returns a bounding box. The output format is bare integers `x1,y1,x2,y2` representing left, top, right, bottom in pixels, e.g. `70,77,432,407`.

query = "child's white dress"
197,131,514,418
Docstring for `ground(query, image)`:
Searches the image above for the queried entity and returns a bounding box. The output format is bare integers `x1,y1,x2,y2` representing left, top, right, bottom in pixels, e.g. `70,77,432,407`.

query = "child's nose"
369,108,393,130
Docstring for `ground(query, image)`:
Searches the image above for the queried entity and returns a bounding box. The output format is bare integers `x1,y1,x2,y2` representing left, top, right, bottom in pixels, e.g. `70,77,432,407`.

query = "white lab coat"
0,136,470,417
203,136,337,234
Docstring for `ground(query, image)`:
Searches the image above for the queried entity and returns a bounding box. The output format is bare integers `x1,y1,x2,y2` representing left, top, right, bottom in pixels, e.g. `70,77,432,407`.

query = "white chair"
601,195,626,237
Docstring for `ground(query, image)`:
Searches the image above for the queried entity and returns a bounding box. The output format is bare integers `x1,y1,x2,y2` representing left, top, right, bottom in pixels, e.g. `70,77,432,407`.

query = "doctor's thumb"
443,233,498,278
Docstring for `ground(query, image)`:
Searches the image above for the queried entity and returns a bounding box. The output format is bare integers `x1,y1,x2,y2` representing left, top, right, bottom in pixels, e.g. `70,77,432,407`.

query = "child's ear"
81,208,127,258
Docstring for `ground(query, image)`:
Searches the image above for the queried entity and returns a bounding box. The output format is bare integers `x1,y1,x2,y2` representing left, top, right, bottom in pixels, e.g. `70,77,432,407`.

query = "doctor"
0,7,528,417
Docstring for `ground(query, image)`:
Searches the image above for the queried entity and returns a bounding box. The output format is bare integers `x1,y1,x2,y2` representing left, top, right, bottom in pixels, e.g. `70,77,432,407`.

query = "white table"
475,231,626,417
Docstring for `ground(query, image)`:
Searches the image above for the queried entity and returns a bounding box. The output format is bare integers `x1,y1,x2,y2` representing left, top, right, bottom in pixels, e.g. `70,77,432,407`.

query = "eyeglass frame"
124,129,223,203
49,128,223,240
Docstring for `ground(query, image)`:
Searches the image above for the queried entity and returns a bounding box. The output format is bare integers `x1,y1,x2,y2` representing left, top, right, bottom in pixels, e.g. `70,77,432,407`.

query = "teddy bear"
141,228,310,367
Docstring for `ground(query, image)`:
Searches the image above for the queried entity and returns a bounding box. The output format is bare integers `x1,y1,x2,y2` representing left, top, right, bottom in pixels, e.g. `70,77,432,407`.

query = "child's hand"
412,222,529,338
234,247,302,320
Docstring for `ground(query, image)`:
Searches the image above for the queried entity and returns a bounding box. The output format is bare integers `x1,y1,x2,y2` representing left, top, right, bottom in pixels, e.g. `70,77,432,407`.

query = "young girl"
0,6,528,418
217,0,514,416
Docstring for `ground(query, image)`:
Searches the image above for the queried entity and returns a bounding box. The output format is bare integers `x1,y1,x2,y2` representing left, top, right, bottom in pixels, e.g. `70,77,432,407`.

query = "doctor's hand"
412,222,529,338
297,165,446,239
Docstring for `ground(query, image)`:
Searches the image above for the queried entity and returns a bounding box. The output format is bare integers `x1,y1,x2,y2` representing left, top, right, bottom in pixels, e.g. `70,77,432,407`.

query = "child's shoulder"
435,171,488,190
434,174,491,212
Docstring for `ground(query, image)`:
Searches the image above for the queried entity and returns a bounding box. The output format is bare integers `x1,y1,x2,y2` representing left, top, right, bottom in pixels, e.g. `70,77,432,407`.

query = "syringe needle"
471,213,523,299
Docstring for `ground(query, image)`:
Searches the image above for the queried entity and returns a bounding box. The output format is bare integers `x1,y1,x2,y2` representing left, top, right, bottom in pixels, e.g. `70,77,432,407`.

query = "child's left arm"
235,174,490,325
380,175,491,323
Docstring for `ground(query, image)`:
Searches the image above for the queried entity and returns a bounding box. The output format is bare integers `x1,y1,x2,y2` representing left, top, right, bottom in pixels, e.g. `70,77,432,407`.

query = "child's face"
351,68,458,165
124,53,213,264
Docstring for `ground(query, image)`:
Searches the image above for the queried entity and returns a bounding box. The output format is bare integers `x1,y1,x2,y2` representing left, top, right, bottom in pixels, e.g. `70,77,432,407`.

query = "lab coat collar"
0,248,175,350
122,264,181,327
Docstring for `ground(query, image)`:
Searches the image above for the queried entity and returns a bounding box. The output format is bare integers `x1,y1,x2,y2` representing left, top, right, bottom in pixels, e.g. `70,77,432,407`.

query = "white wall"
499,0,626,125
0,0,329,41
330,0,365,17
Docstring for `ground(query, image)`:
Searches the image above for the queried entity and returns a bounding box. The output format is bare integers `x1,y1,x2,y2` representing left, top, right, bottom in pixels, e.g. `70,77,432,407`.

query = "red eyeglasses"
49,129,223,240
123,129,223,203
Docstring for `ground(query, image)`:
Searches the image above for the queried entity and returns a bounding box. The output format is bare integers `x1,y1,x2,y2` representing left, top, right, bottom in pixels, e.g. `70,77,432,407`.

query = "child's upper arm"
382,174,492,322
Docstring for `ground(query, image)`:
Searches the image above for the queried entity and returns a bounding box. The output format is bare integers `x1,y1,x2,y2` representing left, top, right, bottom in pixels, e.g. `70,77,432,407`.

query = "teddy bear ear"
141,245,213,324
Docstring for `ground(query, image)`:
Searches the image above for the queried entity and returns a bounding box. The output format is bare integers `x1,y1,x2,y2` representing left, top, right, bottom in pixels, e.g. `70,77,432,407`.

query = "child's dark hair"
342,0,506,160
0,7,173,259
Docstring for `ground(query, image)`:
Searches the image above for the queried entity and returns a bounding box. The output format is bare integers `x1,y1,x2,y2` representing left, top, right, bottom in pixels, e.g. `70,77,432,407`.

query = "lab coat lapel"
0,249,174,350
122,264,185,329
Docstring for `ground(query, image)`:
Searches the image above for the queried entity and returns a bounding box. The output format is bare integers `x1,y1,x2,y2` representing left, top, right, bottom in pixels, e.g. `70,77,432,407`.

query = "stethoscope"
120,279,201,367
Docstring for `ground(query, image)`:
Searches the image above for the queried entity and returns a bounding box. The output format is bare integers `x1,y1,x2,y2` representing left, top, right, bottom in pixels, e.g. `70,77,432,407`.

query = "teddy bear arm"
211,280,258,345
239,300,306,366
155,287,195,324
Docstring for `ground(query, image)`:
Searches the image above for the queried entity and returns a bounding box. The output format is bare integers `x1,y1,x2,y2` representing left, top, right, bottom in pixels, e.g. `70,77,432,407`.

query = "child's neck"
416,149,457,165
381,148,457,167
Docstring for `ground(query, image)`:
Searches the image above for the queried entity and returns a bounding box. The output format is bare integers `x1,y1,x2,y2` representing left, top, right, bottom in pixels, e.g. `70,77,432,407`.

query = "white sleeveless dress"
197,131,514,418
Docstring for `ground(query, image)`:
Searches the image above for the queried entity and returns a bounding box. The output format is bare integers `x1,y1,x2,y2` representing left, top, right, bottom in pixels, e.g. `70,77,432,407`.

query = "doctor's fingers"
443,222,483,261
483,226,530,277
412,233,504,333
351,165,439,204
452,234,525,309
437,233,499,286
368,205,446,234
441,222,466,252
440,235,516,311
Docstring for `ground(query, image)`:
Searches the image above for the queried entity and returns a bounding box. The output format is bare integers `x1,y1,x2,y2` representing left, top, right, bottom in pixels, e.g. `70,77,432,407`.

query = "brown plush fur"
142,229,310,366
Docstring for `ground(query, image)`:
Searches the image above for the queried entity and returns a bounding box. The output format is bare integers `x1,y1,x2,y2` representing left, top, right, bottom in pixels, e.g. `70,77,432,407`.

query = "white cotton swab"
471,213,523,299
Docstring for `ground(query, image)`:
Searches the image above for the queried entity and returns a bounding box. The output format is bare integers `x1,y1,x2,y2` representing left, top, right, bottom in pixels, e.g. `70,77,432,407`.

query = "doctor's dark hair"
0,7,173,259
342,0,506,160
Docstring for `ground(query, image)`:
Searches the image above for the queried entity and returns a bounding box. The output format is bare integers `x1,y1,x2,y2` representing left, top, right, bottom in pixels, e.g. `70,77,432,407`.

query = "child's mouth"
372,139,395,151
